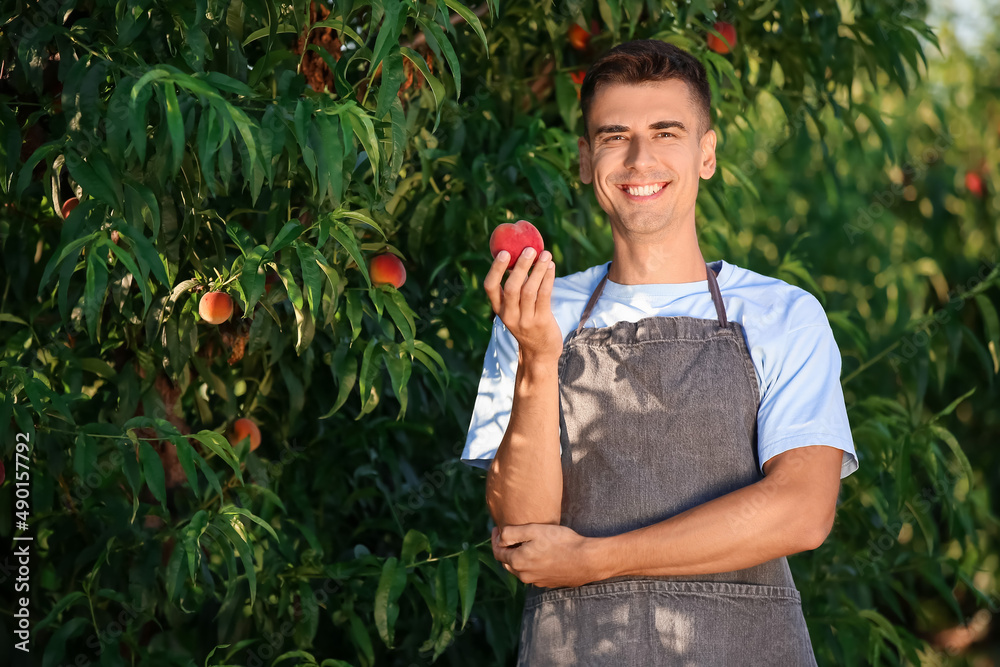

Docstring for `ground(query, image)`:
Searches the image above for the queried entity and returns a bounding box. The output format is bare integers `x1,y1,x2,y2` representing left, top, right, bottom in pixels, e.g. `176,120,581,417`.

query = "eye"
658,132,676,138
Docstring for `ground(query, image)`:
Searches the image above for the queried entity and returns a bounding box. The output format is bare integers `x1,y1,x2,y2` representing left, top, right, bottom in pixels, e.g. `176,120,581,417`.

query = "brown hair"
579,39,712,142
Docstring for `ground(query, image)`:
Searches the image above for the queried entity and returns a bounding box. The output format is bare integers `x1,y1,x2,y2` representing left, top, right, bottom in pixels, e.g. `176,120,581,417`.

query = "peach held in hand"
490,220,545,269
369,253,406,288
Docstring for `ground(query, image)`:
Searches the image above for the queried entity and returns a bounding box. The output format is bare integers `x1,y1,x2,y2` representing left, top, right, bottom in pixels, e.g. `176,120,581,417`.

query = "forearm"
486,356,562,528
587,476,823,580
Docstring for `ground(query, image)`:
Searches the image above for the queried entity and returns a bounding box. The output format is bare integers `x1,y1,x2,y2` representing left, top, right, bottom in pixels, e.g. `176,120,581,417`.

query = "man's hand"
484,248,562,365
491,524,598,588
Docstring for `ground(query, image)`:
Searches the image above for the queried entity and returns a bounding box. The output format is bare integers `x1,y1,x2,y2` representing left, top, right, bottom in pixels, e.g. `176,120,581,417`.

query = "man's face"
578,79,717,237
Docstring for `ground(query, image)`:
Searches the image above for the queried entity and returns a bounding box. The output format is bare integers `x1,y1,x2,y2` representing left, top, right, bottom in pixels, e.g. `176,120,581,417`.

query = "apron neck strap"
705,262,728,328
576,262,728,333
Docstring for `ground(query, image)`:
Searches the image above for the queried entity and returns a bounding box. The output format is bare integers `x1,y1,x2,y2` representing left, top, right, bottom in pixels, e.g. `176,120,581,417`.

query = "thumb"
497,525,522,547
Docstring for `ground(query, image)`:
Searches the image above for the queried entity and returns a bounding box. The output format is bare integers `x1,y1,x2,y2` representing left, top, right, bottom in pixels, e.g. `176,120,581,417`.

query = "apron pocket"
519,580,816,667
645,581,815,666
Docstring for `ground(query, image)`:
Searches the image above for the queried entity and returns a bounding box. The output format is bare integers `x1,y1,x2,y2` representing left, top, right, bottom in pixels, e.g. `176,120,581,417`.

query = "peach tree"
1,0,996,665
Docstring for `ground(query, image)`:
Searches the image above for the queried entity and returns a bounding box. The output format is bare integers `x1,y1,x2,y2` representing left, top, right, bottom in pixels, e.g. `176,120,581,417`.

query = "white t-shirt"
461,258,860,480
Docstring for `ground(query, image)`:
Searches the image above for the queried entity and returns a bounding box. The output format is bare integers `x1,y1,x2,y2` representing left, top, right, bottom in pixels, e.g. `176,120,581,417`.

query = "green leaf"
339,209,387,240
321,342,357,418
296,242,328,321
115,223,170,286
241,23,299,47
220,505,279,541
191,430,244,482
457,547,479,631
162,82,185,176
749,0,780,20
384,289,416,351
927,424,974,489
124,180,162,237
376,47,407,122
275,254,304,311
40,617,90,667
374,556,408,648
401,529,431,566
171,436,202,496
929,387,976,424
293,300,316,355
358,337,380,415
400,46,445,109
346,289,364,342
36,231,101,297
343,105,381,190
717,158,761,201
240,245,269,313
84,248,109,342
35,591,86,633
214,516,258,607
348,611,376,666
16,139,60,199
122,439,141,523
330,221,371,287
64,150,119,207
382,343,411,419
226,220,255,258
369,1,407,93
414,16,462,98
270,221,306,254
138,440,167,507
974,294,1000,374
854,102,895,163
443,0,489,49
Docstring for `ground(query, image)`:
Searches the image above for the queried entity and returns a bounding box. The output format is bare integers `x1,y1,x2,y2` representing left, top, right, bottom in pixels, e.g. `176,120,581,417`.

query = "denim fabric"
517,264,818,666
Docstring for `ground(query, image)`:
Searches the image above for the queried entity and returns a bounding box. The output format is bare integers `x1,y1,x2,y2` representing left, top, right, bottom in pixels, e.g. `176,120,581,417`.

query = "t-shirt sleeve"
461,315,520,471
757,297,859,480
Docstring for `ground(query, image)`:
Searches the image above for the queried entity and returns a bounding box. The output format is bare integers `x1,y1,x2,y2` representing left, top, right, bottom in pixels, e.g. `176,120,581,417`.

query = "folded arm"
583,445,844,580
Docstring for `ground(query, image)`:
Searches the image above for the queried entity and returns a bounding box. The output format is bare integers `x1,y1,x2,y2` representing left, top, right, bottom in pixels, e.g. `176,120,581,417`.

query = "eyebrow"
593,120,688,139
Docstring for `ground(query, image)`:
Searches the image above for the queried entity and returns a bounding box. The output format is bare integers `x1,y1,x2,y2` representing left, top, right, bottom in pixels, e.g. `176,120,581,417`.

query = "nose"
623,134,657,171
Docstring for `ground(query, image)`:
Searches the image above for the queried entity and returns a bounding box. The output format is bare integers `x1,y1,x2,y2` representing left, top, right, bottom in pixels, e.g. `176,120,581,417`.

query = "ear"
699,129,717,180
578,135,593,184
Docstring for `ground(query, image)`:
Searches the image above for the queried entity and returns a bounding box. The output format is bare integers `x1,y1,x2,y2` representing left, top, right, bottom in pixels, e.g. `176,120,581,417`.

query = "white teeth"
623,183,664,196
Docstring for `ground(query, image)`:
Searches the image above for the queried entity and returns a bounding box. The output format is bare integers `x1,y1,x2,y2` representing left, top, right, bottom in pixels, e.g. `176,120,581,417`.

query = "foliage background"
1,0,1000,665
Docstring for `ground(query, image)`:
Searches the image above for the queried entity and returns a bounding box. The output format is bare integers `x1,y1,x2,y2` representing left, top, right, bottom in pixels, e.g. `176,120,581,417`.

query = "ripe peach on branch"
199,292,233,325
707,21,737,54
228,418,261,452
369,253,406,288
568,19,600,51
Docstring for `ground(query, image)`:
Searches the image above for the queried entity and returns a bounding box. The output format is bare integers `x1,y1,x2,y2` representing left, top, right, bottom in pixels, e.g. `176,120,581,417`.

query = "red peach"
568,19,600,51
965,171,984,198
61,197,79,219
228,417,261,452
369,253,406,288
707,21,737,54
490,220,545,269
199,292,233,325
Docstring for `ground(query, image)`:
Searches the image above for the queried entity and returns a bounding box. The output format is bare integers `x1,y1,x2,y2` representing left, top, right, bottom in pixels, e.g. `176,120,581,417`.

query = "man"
461,39,858,665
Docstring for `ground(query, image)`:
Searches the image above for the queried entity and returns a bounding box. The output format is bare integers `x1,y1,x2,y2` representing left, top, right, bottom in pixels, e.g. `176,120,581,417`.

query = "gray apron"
516,262,818,666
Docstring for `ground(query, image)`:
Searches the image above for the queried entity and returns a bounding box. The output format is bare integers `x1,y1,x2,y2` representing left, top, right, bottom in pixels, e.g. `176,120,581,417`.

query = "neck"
607,222,707,285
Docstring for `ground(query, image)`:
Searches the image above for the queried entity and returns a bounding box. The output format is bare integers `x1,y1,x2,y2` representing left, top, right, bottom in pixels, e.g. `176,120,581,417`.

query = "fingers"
501,248,537,316
483,251,511,315
520,250,552,316
536,256,556,316
483,247,543,318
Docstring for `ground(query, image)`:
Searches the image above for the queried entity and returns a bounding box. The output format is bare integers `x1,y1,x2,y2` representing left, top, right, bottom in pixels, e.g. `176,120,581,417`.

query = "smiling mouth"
619,182,669,197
